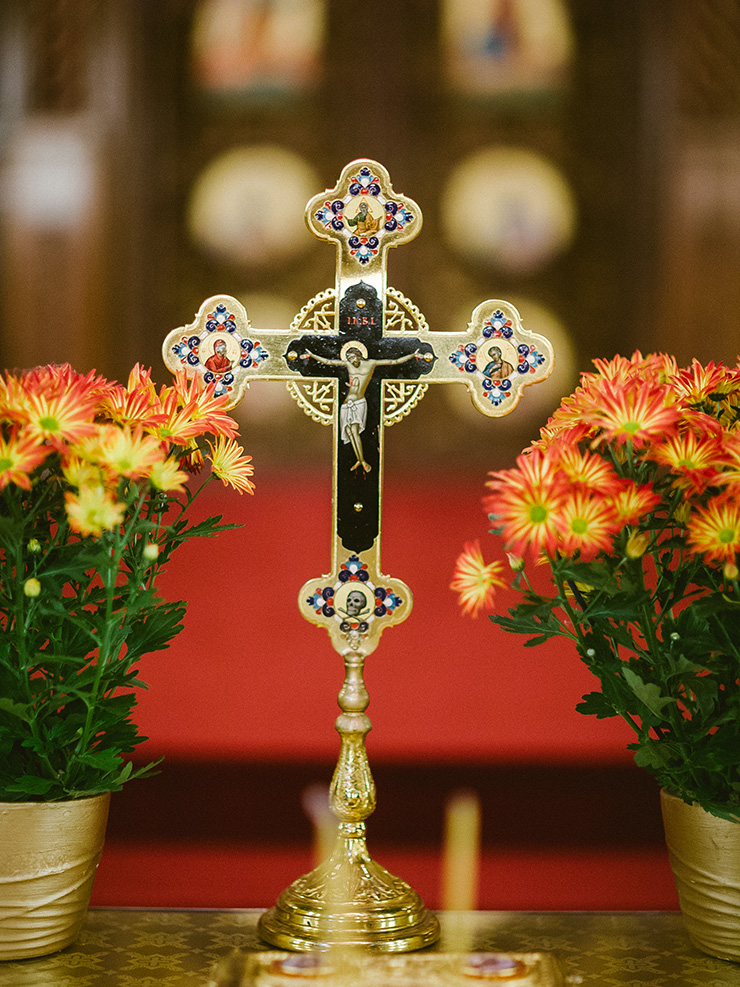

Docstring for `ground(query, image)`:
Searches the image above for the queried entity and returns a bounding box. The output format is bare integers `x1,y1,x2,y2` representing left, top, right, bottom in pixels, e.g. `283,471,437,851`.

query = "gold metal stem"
331,650,375,823
257,649,439,952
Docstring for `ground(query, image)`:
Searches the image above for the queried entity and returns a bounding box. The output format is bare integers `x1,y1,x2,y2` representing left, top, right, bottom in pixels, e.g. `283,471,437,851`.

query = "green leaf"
491,594,565,643
0,515,24,550
700,802,740,824
576,691,617,719
622,667,673,717
120,601,186,663
0,698,27,720
669,654,706,676
688,675,719,719
560,560,621,596
4,775,57,796
117,760,134,784
29,652,89,670
77,750,123,771
632,739,676,771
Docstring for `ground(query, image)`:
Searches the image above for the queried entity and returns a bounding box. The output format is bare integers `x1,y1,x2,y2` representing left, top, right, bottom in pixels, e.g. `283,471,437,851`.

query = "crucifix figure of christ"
162,159,554,952
302,342,422,474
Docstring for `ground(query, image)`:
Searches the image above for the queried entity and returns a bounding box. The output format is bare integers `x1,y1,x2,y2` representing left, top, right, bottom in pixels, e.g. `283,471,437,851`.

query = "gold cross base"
257,823,440,952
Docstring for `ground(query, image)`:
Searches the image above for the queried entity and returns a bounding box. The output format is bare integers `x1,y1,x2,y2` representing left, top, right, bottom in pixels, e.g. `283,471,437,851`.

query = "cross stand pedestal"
163,159,554,951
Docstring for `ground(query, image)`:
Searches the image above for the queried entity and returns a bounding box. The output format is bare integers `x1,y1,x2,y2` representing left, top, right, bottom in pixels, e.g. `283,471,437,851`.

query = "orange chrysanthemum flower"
188,393,239,438
126,363,159,399
0,375,14,422
487,447,563,498
551,443,623,494
686,496,740,565
152,385,207,445
555,490,621,560
670,359,740,404
590,353,641,383
584,380,680,448
19,377,99,450
647,430,726,494
154,375,236,445
20,364,115,403
173,372,238,437
179,444,205,474
0,429,50,491
711,433,740,491
540,387,593,444
534,418,593,451
680,407,727,438
101,384,166,430
487,450,567,558
451,540,507,617
645,352,679,383
590,351,677,385
612,482,662,525
207,437,255,494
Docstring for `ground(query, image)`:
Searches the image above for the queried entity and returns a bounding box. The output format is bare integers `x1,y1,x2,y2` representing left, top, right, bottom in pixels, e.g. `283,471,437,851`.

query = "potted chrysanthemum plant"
0,362,254,959
452,352,740,961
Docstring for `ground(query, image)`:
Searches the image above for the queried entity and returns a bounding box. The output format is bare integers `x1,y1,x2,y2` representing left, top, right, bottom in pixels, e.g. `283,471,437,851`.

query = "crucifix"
162,159,554,952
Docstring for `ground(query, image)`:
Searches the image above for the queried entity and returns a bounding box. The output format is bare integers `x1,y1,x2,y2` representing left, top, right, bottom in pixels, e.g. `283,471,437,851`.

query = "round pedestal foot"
257,848,440,952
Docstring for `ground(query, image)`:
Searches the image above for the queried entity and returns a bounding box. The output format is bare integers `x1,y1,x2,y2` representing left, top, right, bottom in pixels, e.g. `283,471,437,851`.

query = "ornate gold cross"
162,159,553,952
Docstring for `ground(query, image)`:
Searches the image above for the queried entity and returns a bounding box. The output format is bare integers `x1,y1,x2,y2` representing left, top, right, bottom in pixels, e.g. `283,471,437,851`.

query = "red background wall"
91,472,679,912
133,473,637,765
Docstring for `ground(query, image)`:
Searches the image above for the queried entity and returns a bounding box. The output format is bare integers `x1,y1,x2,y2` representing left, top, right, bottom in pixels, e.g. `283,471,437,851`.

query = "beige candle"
442,788,481,912
302,782,337,866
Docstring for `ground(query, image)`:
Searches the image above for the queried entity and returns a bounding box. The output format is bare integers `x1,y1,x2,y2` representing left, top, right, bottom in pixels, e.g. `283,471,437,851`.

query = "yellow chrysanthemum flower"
96,424,165,480
62,454,106,490
149,458,189,492
207,437,255,494
64,486,126,537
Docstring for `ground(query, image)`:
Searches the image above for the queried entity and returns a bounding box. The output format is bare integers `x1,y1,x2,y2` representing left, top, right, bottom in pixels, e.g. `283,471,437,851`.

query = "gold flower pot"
0,793,110,960
660,788,740,963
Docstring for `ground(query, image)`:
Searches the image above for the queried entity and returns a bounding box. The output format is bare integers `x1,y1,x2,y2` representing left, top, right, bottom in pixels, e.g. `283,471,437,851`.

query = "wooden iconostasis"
1,0,740,472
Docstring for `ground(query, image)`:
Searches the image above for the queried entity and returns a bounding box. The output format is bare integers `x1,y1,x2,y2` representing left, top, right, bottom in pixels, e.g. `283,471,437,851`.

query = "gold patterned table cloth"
2,910,740,987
